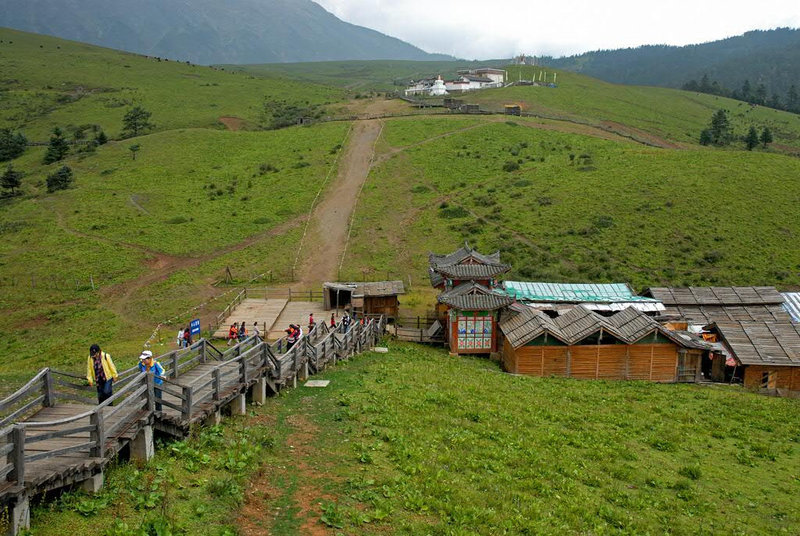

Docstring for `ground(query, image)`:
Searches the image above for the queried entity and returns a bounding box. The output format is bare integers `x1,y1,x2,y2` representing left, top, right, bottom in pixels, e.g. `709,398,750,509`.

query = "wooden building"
438,282,514,354
429,243,512,355
704,321,800,397
500,306,707,383
323,281,405,318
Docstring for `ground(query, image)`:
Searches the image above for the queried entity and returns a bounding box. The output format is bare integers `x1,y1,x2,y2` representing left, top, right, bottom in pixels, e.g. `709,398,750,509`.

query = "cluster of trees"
699,110,773,150
0,128,27,162
683,75,799,114
0,105,154,197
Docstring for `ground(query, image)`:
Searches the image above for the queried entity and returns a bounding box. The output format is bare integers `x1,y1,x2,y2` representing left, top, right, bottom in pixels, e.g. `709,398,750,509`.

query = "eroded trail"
295,120,382,285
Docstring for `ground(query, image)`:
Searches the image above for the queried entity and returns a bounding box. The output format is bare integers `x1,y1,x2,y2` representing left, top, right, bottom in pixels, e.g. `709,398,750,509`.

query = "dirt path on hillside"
238,411,332,535
294,120,382,285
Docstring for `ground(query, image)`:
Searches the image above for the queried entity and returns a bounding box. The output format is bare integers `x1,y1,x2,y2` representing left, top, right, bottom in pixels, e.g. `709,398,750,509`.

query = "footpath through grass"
28,342,800,535
343,117,800,289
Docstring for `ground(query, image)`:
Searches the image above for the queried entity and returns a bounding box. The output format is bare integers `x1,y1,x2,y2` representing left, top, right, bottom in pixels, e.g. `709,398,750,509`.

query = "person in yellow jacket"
86,343,118,404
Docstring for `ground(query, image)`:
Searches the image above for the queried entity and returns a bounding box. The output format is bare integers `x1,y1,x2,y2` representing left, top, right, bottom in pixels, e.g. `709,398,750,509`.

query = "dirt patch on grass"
600,120,683,149
238,411,334,535
219,116,245,131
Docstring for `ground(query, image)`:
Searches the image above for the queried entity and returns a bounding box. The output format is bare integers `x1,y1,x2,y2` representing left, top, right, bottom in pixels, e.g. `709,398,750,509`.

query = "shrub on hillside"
502,161,520,172
46,165,73,192
43,127,70,164
0,128,27,162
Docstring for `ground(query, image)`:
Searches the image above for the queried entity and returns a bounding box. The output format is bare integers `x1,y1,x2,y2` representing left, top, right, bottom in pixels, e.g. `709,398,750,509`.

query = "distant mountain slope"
0,0,452,64
543,29,800,102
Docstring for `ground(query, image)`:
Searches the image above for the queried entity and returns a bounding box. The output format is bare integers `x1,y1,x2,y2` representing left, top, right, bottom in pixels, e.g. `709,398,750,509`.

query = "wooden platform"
268,301,328,340
212,298,288,338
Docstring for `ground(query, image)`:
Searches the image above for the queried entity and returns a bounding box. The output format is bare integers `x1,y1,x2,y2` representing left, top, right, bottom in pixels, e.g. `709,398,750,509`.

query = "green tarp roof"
502,282,660,303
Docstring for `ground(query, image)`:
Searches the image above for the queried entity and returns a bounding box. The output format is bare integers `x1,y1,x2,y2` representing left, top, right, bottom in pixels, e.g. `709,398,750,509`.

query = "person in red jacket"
227,322,238,346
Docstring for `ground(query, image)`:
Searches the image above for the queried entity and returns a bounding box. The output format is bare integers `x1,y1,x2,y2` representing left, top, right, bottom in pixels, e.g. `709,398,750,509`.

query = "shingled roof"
501,305,703,349
429,242,508,288
643,287,784,306
434,263,510,280
642,286,790,324
323,281,405,297
437,282,515,311
711,321,800,366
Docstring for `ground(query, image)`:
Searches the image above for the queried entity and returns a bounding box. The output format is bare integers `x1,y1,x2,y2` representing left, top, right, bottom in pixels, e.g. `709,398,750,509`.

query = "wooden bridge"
0,316,385,535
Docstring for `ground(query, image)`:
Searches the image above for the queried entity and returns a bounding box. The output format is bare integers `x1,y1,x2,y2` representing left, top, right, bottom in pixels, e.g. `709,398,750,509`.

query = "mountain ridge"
541,28,800,104
0,0,454,64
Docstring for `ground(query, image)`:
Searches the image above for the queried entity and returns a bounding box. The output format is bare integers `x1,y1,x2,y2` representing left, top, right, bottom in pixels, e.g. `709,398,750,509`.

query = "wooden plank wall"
744,365,800,395
503,343,681,382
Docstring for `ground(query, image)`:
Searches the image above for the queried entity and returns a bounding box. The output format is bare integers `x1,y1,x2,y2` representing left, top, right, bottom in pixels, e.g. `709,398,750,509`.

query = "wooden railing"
0,317,386,489
1,373,153,486
214,288,248,329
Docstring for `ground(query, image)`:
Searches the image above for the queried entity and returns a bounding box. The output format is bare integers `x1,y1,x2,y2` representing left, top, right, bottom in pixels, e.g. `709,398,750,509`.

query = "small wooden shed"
323,281,405,318
500,306,706,382
706,321,800,397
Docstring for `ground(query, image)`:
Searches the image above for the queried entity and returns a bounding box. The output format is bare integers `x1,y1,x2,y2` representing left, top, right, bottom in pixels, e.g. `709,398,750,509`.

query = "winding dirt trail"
294,120,382,285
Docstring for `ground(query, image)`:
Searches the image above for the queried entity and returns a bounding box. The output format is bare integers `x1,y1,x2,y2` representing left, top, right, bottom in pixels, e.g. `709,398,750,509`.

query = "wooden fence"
0,315,386,521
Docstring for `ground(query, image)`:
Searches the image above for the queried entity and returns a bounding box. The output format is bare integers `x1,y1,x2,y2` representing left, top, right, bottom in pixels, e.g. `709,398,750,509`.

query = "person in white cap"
138,350,165,411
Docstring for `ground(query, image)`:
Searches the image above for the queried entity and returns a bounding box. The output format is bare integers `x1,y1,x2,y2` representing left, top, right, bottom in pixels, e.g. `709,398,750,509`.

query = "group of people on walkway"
176,327,193,348
86,344,163,409
226,321,261,345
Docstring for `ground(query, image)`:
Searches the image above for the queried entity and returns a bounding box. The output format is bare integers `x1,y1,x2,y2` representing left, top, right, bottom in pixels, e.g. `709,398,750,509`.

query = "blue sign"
190,319,201,336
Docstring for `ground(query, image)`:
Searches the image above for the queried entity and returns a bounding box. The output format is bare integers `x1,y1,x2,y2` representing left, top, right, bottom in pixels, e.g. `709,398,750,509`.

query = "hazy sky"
314,0,800,59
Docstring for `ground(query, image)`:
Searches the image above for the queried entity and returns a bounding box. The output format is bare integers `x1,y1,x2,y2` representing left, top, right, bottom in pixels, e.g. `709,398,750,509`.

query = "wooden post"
239,357,247,385
10,426,25,484
172,352,179,379
213,368,221,401
90,411,105,458
43,369,55,407
200,340,206,364
181,385,193,422
289,288,292,302
145,374,155,413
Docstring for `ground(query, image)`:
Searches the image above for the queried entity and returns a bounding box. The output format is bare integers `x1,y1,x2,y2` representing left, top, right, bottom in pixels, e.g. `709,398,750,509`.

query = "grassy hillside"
342,117,800,289
0,30,357,385
28,343,800,534
0,28,345,139
227,59,502,92
472,66,800,150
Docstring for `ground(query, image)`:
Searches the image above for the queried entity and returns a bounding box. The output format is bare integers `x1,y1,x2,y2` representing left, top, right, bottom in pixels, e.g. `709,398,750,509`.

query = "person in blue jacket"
138,350,165,411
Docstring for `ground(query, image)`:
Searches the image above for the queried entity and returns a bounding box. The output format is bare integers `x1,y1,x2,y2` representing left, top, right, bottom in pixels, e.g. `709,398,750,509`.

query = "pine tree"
699,129,713,146
95,130,108,145
1,164,22,195
46,165,73,192
760,127,773,148
708,110,731,145
0,128,27,162
788,85,799,113
43,127,70,164
745,126,759,151
122,106,153,138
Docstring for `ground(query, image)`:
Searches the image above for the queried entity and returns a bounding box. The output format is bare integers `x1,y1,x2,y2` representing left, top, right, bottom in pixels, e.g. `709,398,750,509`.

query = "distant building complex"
405,68,506,97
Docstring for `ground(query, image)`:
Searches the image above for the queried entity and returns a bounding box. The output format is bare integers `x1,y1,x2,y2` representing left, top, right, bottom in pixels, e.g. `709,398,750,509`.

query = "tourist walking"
86,344,118,404
252,322,261,339
238,322,248,342
308,313,315,332
286,325,297,351
138,350,164,411
182,327,192,348
176,328,183,348
330,312,336,329
227,322,239,346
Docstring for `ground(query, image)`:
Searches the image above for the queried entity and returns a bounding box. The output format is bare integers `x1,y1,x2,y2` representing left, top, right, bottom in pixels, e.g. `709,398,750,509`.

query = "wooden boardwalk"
0,316,385,535
211,298,288,339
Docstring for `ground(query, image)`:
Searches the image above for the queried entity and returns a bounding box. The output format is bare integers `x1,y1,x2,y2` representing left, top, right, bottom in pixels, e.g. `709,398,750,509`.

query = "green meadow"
470,66,800,151
28,343,800,535
343,117,800,289
0,27,345,139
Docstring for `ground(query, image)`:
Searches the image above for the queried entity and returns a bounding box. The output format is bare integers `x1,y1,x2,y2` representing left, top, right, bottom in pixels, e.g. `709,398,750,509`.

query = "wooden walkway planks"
0,316,386,534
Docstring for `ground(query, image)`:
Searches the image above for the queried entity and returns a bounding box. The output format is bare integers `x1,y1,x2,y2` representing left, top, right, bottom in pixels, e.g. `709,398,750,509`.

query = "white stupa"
429,75,448,96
